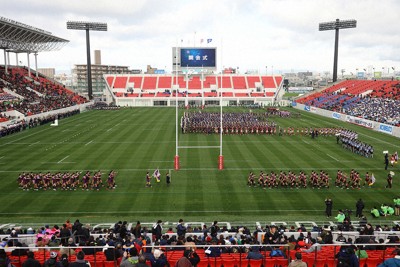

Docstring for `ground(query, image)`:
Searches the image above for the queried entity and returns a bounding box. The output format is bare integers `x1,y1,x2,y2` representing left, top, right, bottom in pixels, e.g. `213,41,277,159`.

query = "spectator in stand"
68,251,89,267
205,240,221,257
301,239,321,253
0,249,14,267
131,221,141,238
177,219,187,238
246,246,264,260
104,240,120,261
175,249,200,267
336,247,359,267
133,255,146,267
59,224,71,246
152,220,163,242
60,254,69,267
148,249,168,267
288,252,307,267
210,221,219,239
263,225,279,244
22,251,41,267
36,236,49,251
59,238,76,256
43,252,63,267
377,250,400,267
120,248,139,267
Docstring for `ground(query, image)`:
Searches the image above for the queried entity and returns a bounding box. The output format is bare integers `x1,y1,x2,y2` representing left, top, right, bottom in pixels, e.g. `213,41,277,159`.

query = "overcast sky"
2,0,400,75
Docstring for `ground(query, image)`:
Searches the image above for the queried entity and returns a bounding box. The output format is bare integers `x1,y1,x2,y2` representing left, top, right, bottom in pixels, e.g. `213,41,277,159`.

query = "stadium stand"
113,76,128,89
188,76,202,90
0,220,399,267
247,76,261,89
106,74,283,101
142,76,158,90
158,76,172,89
232,76,247,89
0,66,87,116
296,79,400,126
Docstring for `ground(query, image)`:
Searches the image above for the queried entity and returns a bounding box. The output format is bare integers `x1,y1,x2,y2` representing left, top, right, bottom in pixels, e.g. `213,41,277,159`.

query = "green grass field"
0,107,398,226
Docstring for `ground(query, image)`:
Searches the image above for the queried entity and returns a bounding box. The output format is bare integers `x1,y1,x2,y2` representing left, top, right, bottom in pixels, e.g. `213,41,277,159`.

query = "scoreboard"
172,47,217,71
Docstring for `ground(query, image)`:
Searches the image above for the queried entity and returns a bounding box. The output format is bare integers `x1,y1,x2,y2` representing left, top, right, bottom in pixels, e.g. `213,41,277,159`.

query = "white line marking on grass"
0,128,49,146
326,154,339,162
0,156,4,160
106,128,113,132
85,140,93,146
0,209,325,215
29,141,40,146
302,140,310,145
149,161,174,163
57,156,69,164
41,162,76,164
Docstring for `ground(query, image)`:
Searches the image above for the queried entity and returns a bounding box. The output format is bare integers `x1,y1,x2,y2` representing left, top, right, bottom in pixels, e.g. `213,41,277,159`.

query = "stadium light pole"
67,21,107,100
319,19,357,83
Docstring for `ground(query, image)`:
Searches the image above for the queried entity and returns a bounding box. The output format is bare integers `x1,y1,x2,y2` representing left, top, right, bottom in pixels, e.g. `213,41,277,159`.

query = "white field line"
326,154,339,162
57,155,69,164
85,140,93,146
29,141,40,146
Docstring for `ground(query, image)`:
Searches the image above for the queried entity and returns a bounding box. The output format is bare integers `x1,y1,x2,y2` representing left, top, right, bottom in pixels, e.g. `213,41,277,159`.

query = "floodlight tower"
319,19,357,83
67,21,107,99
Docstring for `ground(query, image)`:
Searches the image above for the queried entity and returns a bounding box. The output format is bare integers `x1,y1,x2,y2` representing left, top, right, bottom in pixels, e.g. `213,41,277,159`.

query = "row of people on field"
17,171,117,191
181,111,277,134
338,136,374,158
247,169,377,189
247,170,331,189
335,170,374,189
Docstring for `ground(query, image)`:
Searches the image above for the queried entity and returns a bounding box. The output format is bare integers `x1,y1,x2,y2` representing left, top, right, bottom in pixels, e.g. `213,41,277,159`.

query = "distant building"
71,50,141,98
94,50,101,65
37,68,55,79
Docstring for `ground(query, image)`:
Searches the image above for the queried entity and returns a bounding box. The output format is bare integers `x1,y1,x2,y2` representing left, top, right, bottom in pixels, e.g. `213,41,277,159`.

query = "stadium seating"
247,76,261,89
296,79,400,126
188,76,202,90
158,76,172,89
104,74,282,100
0,67,87,116
113,77,128,89
142,76,158,90
232,76,247,89
261,76,276,88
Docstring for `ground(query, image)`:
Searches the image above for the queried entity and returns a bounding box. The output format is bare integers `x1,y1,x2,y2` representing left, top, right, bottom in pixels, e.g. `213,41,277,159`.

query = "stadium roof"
0,16,69,53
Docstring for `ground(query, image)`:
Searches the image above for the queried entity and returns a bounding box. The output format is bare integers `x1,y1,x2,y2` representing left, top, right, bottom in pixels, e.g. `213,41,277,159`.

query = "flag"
369,173,376,186
207,38,212,43
153,168,161,182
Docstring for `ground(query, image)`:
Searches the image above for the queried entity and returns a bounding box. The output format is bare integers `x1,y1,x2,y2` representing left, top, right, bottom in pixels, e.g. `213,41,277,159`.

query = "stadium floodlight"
67,21,107,100
319,19,357,83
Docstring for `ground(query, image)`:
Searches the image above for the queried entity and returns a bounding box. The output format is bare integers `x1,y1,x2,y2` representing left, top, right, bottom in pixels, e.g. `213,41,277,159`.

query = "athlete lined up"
247,170,330,189
17,170,117,191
